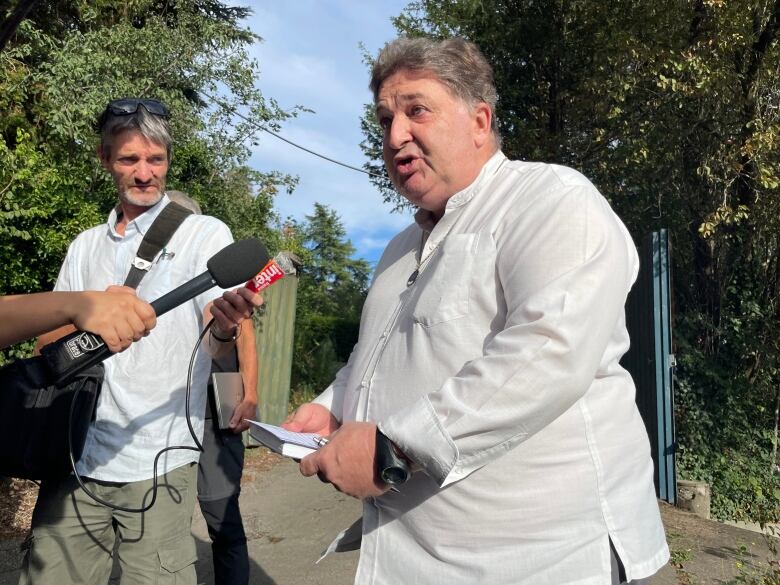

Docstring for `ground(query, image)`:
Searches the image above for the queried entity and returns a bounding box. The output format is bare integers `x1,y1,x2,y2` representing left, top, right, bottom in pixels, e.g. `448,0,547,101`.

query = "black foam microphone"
41,238,269,386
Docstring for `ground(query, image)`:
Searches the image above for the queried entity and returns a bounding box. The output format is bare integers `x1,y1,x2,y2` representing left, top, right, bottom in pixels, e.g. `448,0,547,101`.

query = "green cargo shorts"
20,463,198,585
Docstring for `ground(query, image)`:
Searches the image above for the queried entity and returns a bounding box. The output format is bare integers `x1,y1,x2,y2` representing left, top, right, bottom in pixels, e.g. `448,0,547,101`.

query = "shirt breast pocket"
411,233,478,327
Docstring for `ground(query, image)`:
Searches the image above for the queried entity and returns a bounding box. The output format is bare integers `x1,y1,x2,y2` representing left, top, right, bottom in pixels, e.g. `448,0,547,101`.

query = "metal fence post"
622,229,677,503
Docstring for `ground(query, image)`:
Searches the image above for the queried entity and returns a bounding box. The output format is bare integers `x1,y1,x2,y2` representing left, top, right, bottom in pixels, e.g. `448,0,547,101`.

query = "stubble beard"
119,186,165,208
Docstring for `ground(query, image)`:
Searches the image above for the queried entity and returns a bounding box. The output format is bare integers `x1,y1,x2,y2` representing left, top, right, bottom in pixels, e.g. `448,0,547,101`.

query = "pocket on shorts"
157,536,197,583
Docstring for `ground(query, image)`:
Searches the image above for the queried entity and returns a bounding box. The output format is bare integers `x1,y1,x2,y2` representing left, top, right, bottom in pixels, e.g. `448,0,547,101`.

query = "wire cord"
198,89,385,179
68,319,213,513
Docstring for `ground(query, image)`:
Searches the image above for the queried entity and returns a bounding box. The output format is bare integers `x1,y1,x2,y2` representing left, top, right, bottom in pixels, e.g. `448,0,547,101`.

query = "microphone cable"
67,318,216,513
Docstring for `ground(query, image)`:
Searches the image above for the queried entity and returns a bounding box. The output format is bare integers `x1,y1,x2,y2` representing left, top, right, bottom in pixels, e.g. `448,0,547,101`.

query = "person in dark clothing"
167,189,255,585
197,324,256,585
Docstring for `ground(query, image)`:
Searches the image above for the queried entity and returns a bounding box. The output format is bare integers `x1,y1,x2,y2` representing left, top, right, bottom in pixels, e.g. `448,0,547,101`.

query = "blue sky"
244,1,414,266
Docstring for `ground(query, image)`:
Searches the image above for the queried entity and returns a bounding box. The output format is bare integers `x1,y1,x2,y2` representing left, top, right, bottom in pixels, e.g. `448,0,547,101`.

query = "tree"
296,203,370,317
362,0,780,522
290,203,371,394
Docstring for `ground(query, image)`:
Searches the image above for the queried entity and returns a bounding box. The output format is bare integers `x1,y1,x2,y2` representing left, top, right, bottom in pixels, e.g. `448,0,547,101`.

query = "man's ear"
472,102,492,148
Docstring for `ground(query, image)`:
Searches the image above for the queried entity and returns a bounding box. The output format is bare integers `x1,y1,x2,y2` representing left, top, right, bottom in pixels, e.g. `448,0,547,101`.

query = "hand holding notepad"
245,420,323,460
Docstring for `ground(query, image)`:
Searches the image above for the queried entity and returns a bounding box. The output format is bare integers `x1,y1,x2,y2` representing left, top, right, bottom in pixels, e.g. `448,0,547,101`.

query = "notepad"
246,420,321,460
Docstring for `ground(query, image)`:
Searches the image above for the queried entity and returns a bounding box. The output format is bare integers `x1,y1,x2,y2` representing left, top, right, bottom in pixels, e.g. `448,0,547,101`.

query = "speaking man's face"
100,129,168,209
376,69,491,218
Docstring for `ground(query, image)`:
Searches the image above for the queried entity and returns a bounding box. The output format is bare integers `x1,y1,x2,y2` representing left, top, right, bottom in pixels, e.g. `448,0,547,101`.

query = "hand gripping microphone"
41,238,270,386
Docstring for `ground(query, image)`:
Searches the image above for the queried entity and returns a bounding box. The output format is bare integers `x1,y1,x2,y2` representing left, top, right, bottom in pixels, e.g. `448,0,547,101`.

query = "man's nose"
386,116,412,150
134,161,154,182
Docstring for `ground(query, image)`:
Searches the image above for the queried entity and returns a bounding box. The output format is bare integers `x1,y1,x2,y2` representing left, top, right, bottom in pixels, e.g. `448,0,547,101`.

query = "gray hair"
370,37,500,143
100,106,172,161
166,190,202,214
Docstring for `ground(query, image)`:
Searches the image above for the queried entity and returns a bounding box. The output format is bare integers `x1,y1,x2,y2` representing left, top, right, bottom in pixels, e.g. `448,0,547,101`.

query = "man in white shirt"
21,98,260,585
285,37,669,584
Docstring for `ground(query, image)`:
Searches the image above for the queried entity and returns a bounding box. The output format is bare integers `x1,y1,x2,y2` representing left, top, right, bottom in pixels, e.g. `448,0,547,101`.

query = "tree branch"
0,0,42,52
744,0,780,98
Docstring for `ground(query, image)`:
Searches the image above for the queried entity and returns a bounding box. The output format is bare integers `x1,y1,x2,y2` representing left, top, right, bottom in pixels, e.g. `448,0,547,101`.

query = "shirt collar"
414,150,507,229
107,193,171,238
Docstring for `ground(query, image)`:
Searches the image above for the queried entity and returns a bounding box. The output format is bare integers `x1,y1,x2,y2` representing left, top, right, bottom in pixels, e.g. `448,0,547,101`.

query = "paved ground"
0,453,778,585
655,501,780,585
0,455,361,585
191,455,361,585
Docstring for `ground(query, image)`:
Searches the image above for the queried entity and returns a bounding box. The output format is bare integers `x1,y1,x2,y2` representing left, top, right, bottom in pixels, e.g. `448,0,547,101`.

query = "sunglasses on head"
105,98,169,118
97,98,170,130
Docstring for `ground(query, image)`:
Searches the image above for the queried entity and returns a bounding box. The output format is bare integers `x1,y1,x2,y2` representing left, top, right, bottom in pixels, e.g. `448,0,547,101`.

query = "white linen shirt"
54,195,232,482
316,152,670,584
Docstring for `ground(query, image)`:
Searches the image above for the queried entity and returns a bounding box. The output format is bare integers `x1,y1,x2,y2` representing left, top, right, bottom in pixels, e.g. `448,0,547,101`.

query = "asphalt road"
193,456,361,585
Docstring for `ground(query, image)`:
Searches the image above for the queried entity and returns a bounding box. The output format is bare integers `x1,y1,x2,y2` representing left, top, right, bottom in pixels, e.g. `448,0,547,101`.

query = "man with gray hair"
285,37,669,584
22,98,260,585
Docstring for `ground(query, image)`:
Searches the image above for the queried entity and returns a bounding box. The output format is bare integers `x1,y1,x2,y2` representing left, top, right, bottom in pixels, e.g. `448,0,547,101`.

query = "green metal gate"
622,229,677,503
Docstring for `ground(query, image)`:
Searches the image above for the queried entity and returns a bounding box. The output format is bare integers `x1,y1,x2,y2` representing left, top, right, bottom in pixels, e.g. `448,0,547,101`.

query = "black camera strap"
123,201,192,288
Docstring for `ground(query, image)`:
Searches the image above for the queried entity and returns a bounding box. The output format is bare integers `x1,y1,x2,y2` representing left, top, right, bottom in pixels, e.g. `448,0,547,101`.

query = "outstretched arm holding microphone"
0,290,156,351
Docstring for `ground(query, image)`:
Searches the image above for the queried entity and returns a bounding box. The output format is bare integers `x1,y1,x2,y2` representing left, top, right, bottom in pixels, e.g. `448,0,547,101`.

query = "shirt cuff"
313,386,335,414
379,396,459,487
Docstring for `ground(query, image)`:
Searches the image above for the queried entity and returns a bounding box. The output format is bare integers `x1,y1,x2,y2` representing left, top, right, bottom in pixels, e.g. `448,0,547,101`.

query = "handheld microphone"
41,238,270,386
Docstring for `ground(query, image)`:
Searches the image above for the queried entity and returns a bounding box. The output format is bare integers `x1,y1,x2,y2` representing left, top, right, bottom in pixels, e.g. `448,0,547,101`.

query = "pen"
313,435,401,494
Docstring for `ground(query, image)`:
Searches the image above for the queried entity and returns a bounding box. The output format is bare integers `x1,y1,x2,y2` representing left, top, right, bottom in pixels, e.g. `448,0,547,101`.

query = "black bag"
0,356,103,480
